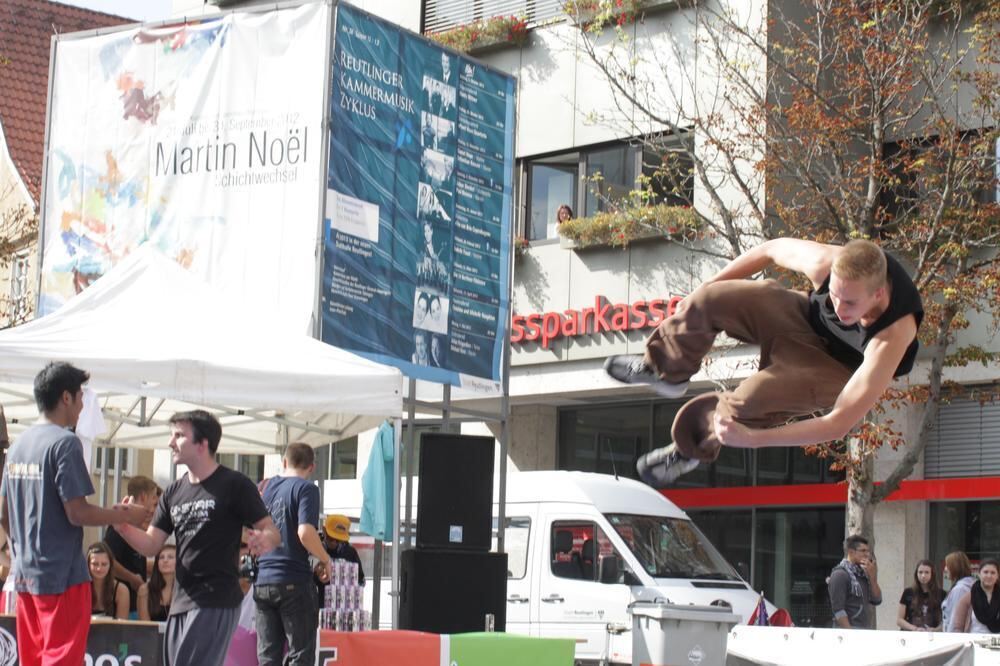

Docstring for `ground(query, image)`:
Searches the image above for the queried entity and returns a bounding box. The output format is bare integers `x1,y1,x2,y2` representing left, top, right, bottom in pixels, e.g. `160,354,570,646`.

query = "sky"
62,0,174,22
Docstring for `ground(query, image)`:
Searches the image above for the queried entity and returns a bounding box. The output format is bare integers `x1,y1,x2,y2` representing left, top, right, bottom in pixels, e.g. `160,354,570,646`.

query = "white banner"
39,3,329,334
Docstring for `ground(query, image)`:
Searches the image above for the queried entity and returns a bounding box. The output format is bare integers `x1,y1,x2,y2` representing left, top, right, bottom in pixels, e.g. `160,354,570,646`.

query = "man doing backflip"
605,238,922,485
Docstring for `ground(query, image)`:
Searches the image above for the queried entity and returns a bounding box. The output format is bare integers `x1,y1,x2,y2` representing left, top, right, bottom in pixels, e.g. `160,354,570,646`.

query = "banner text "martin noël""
154,127,309,176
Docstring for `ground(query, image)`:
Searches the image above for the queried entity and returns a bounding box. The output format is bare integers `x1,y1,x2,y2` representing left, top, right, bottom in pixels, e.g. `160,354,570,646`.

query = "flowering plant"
513,236,531,259
558,203,700,249
563,0,646,29
427,15,529,53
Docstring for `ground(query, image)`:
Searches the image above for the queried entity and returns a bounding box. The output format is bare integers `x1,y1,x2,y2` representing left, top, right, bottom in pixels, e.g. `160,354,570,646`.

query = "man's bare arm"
114,523,170,559
704,238,839,289
64,497,147,528
247,516,281,556
715,315,917,448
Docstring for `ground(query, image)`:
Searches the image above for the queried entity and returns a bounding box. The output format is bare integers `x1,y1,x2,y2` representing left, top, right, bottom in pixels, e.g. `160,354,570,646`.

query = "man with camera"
255,443,333,666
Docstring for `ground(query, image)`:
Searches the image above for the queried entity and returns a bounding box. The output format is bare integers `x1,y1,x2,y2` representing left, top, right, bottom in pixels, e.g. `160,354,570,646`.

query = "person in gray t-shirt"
829,534,882,629
0,362,146,664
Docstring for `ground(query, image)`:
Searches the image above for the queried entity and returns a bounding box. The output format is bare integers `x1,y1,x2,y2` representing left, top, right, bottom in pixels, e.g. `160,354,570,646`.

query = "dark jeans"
254,581,318,666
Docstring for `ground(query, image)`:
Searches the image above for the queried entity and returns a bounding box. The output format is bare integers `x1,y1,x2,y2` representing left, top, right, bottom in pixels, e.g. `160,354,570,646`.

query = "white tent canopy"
0,247,403,453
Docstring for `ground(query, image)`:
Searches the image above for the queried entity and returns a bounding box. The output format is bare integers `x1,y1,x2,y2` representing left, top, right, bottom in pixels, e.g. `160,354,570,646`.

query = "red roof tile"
0,0,131,205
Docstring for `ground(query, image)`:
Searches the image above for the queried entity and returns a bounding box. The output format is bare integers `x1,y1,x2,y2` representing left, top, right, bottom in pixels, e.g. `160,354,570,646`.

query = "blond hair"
832,240,887,292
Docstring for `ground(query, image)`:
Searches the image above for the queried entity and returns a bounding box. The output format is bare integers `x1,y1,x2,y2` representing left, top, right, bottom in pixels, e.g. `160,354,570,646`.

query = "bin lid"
628,601,740,625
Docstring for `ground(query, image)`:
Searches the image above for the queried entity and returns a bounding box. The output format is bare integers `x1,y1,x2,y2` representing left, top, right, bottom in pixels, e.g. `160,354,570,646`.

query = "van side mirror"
600,556,620,584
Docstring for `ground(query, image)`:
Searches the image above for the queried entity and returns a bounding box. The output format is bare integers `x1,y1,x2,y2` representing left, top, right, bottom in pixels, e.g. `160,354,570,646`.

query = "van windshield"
605,514,741,581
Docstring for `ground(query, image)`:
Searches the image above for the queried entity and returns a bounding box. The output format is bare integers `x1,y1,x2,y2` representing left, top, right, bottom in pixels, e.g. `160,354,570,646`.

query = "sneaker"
636,444,700,488
603,355,690,399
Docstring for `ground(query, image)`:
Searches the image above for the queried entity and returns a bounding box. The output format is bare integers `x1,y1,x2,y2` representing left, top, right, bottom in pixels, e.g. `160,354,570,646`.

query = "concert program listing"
320,4,515,389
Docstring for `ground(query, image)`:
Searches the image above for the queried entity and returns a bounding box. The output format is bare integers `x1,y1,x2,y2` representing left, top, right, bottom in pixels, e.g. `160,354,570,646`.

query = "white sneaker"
603,355,689,399
636,444,700,487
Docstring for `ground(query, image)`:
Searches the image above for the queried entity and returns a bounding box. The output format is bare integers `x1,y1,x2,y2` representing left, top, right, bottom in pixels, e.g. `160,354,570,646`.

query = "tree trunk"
846,438,878,629
846,439,876,544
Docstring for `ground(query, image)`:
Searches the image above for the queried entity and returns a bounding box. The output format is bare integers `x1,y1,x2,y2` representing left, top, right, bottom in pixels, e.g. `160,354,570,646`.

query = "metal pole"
371,539,383,629
442,384,451,431
112,446,123,505
403,380,417,549
391,415,403,628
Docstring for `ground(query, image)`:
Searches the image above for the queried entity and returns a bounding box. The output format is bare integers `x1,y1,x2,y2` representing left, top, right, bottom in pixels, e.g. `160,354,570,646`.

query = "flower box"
564,0,681,30
557,203,700,250
427,15,529,55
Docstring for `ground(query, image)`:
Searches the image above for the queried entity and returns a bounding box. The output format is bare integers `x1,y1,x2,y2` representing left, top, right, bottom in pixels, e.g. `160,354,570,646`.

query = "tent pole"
403,379,417,556
442,384,451,431
112,446,122,507
392,413,405,629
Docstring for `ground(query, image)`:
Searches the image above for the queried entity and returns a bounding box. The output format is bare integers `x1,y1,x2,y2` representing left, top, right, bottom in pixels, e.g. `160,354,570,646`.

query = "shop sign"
511,295,682,349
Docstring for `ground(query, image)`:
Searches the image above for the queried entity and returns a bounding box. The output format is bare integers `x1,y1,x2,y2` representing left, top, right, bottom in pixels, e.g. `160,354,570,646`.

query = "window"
311,437,359,482
752,508,844,629
584,145,635,216
217,453,265,483
9,252,29,323
550,520,629,583
688,506,845,628
924,398,1000,479
92,446,134,476
559,402,651,479
642,143,695,208
528,159,577,241
881,131,998,226
493,516,531,579
521,134,695,241
930,501,1000,568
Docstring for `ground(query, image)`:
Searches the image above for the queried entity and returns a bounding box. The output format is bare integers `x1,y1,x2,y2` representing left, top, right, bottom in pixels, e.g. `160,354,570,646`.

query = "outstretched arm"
114,523,170,559
703,238,839,289
714,315,917,448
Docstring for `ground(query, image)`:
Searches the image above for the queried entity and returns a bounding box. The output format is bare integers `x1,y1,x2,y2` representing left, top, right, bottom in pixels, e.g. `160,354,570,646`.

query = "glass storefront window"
652,400,752,488
688,510,752,582
930,501,1000,570
753,508,844,628
688,507,845,628
756,447,845,486
559,403,652,479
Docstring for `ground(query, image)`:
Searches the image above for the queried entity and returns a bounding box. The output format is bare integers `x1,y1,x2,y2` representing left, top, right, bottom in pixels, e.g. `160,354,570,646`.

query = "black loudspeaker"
398,549,507,634
417,433,494,552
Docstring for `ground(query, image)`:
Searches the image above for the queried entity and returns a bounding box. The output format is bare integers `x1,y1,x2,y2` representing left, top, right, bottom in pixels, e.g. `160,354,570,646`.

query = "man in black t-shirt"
606,239,922,486
114,410,280,666
106,475,160,614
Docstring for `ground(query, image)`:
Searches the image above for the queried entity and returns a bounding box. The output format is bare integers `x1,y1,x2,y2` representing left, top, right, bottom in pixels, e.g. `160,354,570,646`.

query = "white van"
324,470,770,665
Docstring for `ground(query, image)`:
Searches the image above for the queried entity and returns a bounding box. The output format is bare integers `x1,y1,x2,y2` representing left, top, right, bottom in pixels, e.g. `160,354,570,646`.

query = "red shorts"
17,582,92,665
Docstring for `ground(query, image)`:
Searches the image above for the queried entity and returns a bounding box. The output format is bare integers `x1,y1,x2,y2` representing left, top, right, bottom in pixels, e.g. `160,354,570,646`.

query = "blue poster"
321,4,515,387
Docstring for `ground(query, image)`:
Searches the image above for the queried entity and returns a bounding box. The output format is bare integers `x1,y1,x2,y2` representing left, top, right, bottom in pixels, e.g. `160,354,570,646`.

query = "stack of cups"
319,560,370,632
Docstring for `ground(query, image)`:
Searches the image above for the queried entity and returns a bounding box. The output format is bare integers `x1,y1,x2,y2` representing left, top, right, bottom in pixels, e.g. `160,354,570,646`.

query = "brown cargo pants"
645,279,853,461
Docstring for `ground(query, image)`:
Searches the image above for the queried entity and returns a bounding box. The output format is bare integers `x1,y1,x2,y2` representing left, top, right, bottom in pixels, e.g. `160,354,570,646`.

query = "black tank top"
808,252,923,377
